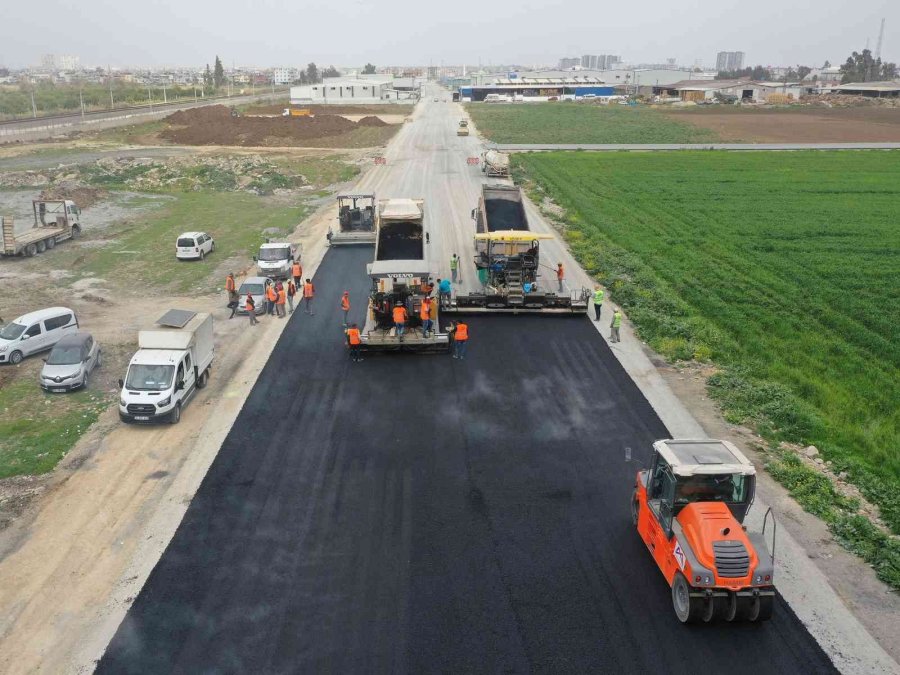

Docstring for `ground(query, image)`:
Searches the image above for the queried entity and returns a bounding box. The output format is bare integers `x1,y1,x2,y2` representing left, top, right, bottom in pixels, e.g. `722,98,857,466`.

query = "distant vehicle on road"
40,332,101,392
0,307,79,365
433,97,439,102
176,231,215,260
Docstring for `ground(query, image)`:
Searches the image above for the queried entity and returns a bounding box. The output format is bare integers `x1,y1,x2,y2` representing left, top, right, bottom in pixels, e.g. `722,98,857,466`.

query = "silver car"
40,332,102,392
237,276,271,315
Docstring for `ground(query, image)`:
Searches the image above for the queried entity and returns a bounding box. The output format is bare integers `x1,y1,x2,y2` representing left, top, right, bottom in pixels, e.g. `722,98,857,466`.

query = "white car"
0,307,79,365
176,231,215,261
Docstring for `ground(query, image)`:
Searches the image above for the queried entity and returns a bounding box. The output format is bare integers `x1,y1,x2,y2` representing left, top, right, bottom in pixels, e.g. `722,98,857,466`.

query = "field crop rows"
466,103,721,144
514,150,900,585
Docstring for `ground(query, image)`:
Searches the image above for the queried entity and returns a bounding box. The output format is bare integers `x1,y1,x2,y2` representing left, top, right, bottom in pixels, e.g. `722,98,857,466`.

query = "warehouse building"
655,79,804,103
459,75,614,102
290,77,416,104
828,81,900,98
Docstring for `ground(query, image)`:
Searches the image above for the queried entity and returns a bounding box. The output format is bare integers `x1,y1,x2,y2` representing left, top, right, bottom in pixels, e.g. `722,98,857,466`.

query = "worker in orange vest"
392,302,408,337
275,284,287,318
340,291,351,326
345,322,363,362
245,293,259,325
556,263,565,293
286,279,297,314
420,296,433,337
225,273,238,319
291,261,303,288
303,278,315,315
265,281,278,315
450,320,469,360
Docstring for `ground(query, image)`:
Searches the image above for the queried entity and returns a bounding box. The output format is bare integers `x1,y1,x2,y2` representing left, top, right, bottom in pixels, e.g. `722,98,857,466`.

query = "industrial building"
459,75,614,102
290,76,418,104
716,51,745,71
654,79,804,102
828,80,900,97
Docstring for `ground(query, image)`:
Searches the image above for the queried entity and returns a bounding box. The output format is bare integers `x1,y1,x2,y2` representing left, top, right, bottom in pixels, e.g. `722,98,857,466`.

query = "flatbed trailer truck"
1,200,82,257
448,184,589,314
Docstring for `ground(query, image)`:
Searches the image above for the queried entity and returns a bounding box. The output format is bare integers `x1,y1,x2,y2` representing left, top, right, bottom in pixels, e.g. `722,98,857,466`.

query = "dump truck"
282,108,313,117
449,184,589,314
632,439,776,624
118,309,214,425
362,199,449,352
1,200,82,257
481,149,510,177
329,194,376,246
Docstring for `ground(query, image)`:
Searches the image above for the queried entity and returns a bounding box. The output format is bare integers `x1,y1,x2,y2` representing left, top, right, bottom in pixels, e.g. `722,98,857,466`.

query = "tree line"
715,47,898,83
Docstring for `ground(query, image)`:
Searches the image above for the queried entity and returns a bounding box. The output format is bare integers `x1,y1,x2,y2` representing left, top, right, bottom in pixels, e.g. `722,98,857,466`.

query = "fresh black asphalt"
98,246,836,674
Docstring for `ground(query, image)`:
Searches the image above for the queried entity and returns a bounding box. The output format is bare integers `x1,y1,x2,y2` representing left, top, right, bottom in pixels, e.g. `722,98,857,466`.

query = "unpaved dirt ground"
666,106,900,142
246,103,416,116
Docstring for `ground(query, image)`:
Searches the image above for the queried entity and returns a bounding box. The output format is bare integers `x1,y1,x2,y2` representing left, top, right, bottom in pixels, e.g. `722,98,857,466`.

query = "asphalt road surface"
98,90,836,674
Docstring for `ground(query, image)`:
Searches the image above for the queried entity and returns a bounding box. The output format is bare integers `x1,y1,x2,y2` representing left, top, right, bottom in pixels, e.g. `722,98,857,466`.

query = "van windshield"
0,323,26,340
47,345,83,365
125,364,175,391
258,247,290,261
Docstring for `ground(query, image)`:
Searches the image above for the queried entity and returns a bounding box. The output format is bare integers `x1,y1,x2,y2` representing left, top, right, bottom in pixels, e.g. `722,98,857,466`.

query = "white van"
0,307,79,365
176,231,216,261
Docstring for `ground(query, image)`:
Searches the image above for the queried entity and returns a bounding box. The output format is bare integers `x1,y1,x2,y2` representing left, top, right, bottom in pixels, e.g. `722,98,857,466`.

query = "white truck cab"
118,310,214,425
255,241,299,280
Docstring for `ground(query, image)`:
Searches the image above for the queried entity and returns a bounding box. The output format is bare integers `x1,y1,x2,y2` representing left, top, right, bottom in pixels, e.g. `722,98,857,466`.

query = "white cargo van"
0,307,79,365
118,310,214,424
254,241,298,280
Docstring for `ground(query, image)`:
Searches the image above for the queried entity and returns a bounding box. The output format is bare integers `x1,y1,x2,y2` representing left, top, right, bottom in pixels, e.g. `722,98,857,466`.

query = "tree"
322,65,341,78
306,62,319,84
716,65,772,81
797,65,812,80
213,56,226,88
362,63,376,75
203,63,213,88
823,60,831,68
840,48,897,83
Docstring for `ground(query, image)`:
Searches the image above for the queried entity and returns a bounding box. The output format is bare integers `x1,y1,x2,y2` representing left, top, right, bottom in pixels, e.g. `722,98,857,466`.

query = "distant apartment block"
270,67,297,85
39,54,80,71
716,51,745,72
580,55,621,70
558,57,581,69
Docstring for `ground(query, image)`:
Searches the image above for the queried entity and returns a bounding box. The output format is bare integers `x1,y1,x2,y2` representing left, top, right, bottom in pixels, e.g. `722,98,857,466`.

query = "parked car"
176,231,215,261
0,307,79,365
236,276,271,315
40,332,101,392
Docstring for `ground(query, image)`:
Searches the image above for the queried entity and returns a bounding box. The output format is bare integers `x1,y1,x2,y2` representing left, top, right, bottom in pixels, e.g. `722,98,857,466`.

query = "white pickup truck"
118,310,214,424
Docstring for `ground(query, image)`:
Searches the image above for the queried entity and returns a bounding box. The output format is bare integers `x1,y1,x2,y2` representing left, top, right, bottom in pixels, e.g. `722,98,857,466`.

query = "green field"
467,103,721,144
514,150,900,582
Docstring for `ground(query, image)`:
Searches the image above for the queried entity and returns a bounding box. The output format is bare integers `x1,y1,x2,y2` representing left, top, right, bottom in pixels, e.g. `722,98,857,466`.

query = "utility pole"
31,89,37,118
108,64,114,109
80,89,85,120
163,85,167,103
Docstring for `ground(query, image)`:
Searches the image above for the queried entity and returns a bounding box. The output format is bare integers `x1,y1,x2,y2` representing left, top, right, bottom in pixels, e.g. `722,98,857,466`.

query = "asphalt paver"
98,246,835,674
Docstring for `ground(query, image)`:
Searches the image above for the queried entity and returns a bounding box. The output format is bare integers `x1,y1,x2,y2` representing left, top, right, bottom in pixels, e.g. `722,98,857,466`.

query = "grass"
467,103,721,144
513,150,900,556
55,191,309,292
0,378,111,478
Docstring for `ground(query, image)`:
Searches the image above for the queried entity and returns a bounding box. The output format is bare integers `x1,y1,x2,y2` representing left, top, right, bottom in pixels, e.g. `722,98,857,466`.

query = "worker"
225,273,239,319
340,291,351,326
291,260,303,288
345,323,363,362
592,285,605,321
450,253,459,282
450,320,469,360
326,227,333,244
392,302,408,337
523,281,534,293
557,263,565,293
303,278,315,315
245,293,259,325
265,281,277,315
420,296,433,337
438,277,452,308
276,284,287,318
286,279,297,314
610,308,622,343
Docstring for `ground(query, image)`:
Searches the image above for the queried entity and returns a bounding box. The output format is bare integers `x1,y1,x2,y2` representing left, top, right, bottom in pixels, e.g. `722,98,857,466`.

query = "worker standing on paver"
438,277,452,308
557,263,565,293
450,320,469,360
610,308,622,343
393,302,408,337
292,260,303,289
276,284,287,318
345,323,363,362
287,279,296,314
592,285,605,321
303,279,315,315
340,291,351,326
450,253,459,282
420,296,433,337
266,282,277,316
246,293,259,325
226,273,239,319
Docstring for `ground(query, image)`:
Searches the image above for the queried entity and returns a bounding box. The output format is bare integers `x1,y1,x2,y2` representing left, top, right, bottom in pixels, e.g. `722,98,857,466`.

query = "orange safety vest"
557,266,564,280
246,295,255,309
341,294,350,311
225,276,235,292
303,282,315,298
392,306,407,324
292,262,302,278
346,327,361,345
419,300,431,321
266,286,277,302
277,289,286,304
455,323,468,341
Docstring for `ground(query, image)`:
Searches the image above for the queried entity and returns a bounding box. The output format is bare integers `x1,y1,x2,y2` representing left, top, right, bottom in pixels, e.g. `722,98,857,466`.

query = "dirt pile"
356,115,388,127
799,93,900,108
161,105,366,146
245,103,410,116
39,185,110,209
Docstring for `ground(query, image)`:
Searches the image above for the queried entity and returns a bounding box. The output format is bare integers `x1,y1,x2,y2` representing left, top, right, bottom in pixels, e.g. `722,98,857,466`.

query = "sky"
1,0,897,69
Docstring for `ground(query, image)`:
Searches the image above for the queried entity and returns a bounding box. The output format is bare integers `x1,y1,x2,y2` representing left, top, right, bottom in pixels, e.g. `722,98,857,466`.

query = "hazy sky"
2,0,897,69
